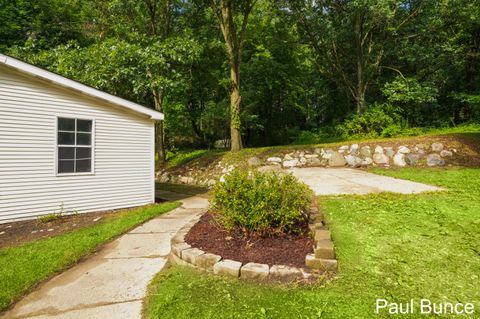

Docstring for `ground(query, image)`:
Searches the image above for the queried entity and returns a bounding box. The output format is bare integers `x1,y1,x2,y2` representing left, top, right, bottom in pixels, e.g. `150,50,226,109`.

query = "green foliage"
144,168,480,318
336,103,402,139
0,202,180,311
211,170,314,236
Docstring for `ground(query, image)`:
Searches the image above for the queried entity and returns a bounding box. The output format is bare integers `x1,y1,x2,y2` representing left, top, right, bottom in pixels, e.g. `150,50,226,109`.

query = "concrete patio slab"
2,195,208,319
289,167,442,195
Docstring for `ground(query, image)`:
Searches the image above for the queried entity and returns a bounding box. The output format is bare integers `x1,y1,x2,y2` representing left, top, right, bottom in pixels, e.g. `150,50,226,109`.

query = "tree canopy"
1,0,479,153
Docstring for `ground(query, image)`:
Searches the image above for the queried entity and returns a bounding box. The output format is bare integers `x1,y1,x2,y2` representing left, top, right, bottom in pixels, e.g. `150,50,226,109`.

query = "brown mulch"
185,213,314,268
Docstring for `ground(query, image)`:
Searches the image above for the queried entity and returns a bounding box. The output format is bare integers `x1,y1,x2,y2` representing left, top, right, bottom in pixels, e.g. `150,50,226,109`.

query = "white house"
0,54,164,223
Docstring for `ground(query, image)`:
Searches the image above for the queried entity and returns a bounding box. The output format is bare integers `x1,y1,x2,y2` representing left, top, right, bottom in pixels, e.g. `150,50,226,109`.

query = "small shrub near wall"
211,170,314,236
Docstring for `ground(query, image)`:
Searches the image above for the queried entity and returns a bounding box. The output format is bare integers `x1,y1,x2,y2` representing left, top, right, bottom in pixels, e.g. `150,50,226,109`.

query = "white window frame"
55,116,95,176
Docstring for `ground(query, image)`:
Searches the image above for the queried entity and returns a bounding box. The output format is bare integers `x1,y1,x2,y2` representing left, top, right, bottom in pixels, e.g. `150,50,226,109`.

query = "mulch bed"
185,213,314,268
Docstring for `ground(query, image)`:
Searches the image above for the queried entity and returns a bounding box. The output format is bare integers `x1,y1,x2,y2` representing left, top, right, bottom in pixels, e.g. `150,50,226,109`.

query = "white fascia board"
0,54,164,121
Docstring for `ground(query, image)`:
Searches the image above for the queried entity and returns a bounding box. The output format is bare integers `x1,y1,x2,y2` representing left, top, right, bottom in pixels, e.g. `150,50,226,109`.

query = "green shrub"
211,170,314,236
336,103,402,139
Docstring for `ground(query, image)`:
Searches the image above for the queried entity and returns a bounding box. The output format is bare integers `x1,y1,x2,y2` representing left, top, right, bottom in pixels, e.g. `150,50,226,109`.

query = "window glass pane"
58,147,74,159
58,132,75,145
58,160,75,173
58,118,75,131
77,120,92,132
76,133,91,145
76,147,91,159
75,159,91,173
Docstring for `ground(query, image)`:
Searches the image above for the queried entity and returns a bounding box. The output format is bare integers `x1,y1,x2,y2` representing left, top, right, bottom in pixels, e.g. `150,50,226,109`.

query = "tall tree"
209,0,257,151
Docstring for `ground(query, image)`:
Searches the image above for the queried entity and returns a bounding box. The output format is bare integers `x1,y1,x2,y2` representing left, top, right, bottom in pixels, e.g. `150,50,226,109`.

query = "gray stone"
415,144,427,152
267,157,282,163
240,262,269,280
405,154,420,166
440,150,453,157
314,229,331,241
373,153,389,165
361,157,373,166
305,254,338,271
284,153,294,160
328,152,347,167
307,157,322,166
345,155,362,167
360,146,372,158
314,148,322,154
171,242,191,257
159,173,170,183
427,153,445,166
304,154,319,159
398,146,410,154
315,240,335,259
384,147,395,158
374,145,384,154
269,265,303,282
213,259,242,277
299,156,307,164
181,248,205,264
393,153,407,167
431,142,444,152
349,144,359,154
247,157,262,167
283,159,300,168
0,231,5,235
196,253,222,271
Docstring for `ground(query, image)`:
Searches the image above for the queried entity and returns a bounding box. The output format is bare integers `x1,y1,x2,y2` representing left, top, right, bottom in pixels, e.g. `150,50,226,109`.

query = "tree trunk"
355,11,366,114
229,57,242,151
152,88,166,164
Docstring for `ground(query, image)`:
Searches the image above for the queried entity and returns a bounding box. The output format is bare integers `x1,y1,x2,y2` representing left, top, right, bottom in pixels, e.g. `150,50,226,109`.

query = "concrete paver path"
289,167,442,195
2,195,208,319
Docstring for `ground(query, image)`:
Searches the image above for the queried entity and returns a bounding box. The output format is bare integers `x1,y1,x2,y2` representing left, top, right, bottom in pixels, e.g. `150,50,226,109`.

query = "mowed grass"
144,168,480,319
0,201,180,312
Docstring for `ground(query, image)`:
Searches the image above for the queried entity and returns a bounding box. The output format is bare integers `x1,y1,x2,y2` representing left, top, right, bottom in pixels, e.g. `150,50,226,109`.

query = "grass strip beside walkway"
144,168,480,319
0,201,181,312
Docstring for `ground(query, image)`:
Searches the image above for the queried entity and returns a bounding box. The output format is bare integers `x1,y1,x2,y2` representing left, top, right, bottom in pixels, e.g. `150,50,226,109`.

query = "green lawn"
0,202,180,312
144,168,480,319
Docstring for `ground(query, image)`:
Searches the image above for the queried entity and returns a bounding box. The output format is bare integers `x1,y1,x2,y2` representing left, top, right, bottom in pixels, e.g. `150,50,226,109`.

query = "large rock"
247,157,262,167
307,157,323,166
328,152,347,167
196,253,222,271
440,150,453,157
349,144,359,155
374,145,384,154
393,153,407,167
431,142,444,152
322,149,334,159
360,146,372,158
283,159,300,168
427,153,445,166
267,157,282,163
398,146,411,154
373,153,389,165
257,165,282,173
361,157,373,166
405,154,420,166
384,147,395,158
345,155,362,167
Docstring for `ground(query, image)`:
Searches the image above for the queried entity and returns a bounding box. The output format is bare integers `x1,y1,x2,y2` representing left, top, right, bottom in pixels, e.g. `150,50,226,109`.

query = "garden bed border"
168,202,338,283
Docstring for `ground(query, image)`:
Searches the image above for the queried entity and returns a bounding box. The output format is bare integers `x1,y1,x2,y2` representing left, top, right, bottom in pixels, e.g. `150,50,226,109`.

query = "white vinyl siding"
0,66,155,223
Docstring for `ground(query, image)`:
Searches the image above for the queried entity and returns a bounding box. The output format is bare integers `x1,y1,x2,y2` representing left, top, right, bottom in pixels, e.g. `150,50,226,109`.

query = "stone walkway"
2,194,209,319
289,167,442,195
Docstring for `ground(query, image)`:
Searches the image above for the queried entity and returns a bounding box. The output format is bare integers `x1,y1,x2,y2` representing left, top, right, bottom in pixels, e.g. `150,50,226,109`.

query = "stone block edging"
169,202,338,283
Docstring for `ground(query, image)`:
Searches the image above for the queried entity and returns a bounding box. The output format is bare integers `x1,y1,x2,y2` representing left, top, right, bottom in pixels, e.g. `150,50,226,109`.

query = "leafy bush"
211,170,314,236
336,103,402,139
